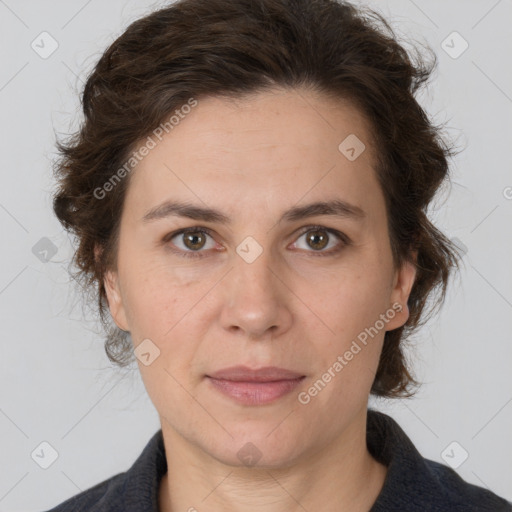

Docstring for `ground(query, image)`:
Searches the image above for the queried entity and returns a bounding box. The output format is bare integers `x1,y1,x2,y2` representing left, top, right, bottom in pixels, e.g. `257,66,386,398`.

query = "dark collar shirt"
45,409,511,511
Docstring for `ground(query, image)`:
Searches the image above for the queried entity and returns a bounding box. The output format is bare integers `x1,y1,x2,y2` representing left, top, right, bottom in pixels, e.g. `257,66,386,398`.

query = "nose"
219,247,293,340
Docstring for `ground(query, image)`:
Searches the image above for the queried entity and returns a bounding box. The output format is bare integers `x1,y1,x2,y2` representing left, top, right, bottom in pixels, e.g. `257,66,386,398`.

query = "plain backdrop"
0,0,511,510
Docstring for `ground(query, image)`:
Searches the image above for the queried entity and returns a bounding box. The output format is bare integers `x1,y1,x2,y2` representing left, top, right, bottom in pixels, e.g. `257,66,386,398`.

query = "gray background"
0,0,511,510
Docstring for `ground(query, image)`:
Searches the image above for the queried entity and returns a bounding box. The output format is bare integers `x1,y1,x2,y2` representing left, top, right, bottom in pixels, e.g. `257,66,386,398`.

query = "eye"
291,225,349,256
164,228,217,259
163,225,350,259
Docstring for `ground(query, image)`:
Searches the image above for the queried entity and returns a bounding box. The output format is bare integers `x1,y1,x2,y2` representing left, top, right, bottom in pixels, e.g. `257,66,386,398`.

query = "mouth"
205,367,306,405
205,365,306,405
206,365,305,382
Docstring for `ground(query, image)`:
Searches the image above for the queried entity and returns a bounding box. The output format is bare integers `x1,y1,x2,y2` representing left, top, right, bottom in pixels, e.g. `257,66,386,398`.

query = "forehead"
125,88,383,224
170,88,375,160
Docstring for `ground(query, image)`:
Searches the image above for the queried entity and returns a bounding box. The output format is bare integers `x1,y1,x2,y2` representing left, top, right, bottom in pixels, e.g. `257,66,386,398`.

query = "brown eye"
305,229,329,251
166,228,216,258
164,225,348,260
182,231,207,251
292,226,348,256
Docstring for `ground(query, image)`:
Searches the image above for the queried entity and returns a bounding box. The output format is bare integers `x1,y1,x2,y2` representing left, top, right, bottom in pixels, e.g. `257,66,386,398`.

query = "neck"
159,407,387,512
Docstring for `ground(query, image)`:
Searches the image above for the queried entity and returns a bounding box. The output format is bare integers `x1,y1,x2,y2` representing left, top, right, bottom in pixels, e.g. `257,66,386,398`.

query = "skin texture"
103,87,417,511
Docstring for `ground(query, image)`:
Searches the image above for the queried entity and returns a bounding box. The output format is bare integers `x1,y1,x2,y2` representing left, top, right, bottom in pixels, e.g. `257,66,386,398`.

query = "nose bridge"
236,244,275,296
220,236,290,337
232,237,279,307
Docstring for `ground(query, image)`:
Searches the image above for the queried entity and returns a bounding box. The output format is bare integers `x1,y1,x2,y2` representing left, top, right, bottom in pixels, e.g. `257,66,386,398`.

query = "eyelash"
162,225,351,260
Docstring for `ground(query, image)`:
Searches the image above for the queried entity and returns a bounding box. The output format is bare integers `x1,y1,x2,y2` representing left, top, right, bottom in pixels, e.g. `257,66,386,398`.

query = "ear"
95,243,129,332
385,251,417,331
103,269,130,331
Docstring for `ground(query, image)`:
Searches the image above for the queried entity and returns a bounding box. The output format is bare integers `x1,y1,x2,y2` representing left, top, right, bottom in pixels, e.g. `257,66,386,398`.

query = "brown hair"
53,0,462,397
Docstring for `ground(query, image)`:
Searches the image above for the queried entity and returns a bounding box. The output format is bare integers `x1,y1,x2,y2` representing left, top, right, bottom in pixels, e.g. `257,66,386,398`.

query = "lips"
206,365,305,382
205,365,306,405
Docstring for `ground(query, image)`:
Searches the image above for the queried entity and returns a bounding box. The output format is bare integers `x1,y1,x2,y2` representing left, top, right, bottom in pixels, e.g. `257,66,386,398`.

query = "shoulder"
419,457,512,511
367,409,512,511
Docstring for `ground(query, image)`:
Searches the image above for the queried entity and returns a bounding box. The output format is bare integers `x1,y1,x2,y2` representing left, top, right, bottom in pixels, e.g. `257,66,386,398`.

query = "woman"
46,0,511,510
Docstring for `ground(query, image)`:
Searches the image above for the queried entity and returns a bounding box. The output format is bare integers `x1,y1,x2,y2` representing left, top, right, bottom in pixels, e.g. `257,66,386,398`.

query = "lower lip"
206,376,305,405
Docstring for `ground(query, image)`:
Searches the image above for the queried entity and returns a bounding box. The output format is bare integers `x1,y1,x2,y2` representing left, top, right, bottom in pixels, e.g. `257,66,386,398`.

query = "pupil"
309,230,328,250
186,232,204,250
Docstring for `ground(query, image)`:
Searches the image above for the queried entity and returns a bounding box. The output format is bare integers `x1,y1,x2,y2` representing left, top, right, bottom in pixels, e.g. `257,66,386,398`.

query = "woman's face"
104,87,416,467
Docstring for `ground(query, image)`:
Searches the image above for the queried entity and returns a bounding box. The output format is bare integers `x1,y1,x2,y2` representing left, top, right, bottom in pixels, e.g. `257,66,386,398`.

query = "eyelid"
162,227,219,258
163,224,350,258
290,225,350,257
294,224,351,246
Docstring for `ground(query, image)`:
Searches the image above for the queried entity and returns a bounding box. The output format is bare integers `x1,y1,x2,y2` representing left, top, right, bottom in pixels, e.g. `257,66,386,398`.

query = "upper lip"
207,365,305,382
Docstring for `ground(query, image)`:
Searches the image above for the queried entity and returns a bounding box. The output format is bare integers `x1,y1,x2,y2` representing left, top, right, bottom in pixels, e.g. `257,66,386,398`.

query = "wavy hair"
53,0,462,397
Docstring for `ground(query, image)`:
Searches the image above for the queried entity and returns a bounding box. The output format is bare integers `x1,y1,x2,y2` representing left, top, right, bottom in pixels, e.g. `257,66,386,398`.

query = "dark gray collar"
46,409,511,511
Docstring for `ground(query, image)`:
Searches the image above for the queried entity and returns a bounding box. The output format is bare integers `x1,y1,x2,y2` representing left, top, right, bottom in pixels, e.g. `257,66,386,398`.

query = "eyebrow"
141,198,366,225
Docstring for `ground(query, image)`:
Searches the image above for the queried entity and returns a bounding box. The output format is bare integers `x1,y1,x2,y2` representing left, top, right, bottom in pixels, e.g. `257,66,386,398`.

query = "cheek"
302,269,388,401
302,258,391,331
119,254,200,338
295,254,392,391
123,265,205,393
